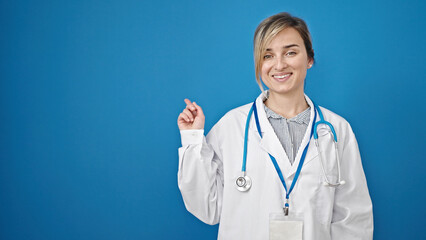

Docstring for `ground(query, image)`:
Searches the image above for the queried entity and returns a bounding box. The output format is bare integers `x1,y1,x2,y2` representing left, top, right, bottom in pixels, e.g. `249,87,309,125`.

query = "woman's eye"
286,51,297,56
263,54,273,59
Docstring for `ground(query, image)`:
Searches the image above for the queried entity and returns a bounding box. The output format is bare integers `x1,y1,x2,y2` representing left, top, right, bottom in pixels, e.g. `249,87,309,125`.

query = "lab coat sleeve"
177,127,224,225
331,123,374,239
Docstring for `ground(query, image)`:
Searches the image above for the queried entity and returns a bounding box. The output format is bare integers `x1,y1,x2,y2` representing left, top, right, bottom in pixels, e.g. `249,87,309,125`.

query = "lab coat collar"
251,91,319,179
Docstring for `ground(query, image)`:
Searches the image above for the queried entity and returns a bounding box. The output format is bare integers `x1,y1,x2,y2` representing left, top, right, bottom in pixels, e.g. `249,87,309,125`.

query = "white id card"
269,212,304,240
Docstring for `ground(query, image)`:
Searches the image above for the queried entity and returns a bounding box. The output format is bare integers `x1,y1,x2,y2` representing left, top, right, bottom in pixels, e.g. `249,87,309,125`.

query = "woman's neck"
264,91,309,119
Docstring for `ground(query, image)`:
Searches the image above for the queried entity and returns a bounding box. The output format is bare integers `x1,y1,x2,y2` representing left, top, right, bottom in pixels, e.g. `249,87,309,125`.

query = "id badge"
269,212,304,240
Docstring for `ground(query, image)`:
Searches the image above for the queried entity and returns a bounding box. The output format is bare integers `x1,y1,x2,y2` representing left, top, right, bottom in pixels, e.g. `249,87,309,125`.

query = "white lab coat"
178,93,373,240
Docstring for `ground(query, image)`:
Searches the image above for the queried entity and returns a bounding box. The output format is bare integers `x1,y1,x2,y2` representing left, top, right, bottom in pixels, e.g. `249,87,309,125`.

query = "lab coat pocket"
315,175,337,225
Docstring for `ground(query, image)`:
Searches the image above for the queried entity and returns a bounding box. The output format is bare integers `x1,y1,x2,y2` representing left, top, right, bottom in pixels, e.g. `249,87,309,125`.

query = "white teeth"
274,74,290,79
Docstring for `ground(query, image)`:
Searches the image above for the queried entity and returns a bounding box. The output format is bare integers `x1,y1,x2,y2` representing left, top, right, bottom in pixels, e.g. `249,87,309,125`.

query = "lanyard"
252,100,317,215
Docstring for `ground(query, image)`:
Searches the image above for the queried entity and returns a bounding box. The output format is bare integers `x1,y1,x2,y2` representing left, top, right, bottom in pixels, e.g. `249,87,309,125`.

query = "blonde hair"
253,12,315,92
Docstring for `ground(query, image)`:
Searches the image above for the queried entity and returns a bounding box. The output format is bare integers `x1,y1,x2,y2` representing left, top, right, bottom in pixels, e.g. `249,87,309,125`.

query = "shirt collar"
263,102,311,125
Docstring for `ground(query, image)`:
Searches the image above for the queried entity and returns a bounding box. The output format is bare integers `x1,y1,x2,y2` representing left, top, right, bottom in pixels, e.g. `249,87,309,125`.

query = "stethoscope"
236,100,345,194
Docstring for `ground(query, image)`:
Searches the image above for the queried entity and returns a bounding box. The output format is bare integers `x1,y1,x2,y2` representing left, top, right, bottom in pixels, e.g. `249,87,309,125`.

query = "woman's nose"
274,57,287,70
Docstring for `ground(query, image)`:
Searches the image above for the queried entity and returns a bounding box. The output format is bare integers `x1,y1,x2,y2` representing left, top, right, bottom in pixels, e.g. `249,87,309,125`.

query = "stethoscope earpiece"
322,179,346,187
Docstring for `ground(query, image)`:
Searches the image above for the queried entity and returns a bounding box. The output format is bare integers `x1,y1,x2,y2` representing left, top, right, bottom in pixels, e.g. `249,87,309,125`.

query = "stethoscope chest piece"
236,175,252,192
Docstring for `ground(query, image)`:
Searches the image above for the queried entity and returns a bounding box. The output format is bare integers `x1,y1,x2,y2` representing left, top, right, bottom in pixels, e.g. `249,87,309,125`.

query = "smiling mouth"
273,73,292,81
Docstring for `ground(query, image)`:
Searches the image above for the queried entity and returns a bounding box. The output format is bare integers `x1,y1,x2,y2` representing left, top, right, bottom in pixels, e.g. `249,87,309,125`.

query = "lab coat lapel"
251,93,293,179
287,95,319,177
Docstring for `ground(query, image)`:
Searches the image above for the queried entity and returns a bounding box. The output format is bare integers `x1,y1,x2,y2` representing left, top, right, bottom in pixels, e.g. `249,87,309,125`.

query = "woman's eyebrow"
283,44,299,49
265,44,300,51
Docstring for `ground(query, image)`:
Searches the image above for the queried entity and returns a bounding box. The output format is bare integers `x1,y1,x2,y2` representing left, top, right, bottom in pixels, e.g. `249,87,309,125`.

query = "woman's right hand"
177,99,205,130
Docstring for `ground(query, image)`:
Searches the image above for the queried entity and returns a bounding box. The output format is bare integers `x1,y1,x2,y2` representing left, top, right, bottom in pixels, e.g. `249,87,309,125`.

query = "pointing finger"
184,98,196,111
184,98,192,105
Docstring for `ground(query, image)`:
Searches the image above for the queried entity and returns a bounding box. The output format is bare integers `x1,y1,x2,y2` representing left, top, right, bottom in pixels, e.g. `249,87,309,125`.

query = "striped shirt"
263,104,311,165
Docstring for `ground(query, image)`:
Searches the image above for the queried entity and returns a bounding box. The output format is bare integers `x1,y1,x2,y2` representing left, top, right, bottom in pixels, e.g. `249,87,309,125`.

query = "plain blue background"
1,0,425,239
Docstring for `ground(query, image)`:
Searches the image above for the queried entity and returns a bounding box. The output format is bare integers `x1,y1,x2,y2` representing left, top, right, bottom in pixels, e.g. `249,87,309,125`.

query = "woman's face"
261,27,313,97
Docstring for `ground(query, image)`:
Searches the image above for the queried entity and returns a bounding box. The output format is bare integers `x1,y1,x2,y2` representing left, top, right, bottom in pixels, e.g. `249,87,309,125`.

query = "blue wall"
1,0,425,239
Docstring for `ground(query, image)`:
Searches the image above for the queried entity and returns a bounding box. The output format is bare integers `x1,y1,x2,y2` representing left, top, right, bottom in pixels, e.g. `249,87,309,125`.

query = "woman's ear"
307,58,314,69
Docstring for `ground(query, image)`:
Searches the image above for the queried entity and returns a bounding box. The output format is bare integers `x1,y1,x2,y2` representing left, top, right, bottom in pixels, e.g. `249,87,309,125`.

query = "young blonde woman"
177,12,373,240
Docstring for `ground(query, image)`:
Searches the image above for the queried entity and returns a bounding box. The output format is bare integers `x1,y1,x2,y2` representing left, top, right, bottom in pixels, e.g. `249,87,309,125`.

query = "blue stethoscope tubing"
237,99,345,214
